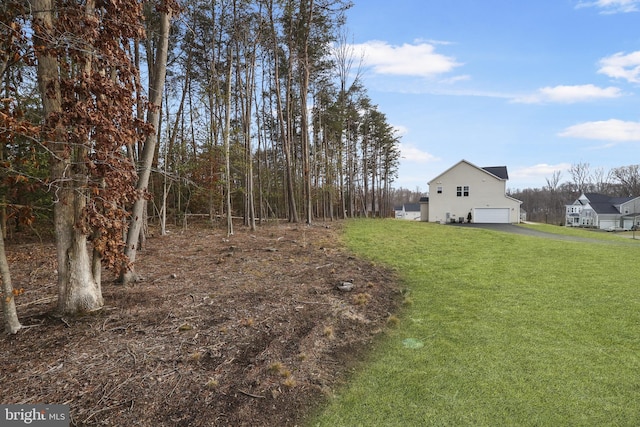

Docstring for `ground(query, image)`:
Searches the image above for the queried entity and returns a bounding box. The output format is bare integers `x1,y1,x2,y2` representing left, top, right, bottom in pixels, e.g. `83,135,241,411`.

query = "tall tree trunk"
0,141,6,239
298,0,314,225
160,53,190,235
338,132,347,219
242,48,257,231
362,133,369,217
370,151,377,217
300,85,312,224
256,71,267,224
122,4,172,284
34,0,103,314
0,224,21,334
269,1,298,223
224,47,234,237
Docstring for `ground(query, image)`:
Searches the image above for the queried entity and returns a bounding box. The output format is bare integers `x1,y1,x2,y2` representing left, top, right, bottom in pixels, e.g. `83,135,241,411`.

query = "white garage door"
599,219,616,230
474,208,510,223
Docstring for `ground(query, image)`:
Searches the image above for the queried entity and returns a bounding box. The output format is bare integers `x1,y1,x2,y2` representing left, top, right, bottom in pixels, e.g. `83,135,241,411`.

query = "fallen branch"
16,295,56,308
238,389,265,399
315,263,333,269
294,300,332,305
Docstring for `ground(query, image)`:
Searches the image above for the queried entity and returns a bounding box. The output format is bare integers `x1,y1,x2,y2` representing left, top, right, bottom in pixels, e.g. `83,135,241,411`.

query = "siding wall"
428,161,521,223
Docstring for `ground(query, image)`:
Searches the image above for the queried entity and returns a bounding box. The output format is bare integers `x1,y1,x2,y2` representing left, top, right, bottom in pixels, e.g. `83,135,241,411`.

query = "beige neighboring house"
427,159,522,224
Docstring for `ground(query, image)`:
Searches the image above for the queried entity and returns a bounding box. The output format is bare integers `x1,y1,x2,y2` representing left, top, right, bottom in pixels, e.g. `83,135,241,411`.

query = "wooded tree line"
156,0,400,228
0,0,401,333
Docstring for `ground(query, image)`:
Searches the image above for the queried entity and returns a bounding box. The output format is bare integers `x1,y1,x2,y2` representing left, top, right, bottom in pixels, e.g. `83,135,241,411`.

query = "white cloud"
576,0,640,13
439,75,471,85
598,51,640,83
512,84,622,104
393,124,409,137
508,163,572,189
351,40,462,78
511,163,572,181
399,143,440,163
558,119,640,141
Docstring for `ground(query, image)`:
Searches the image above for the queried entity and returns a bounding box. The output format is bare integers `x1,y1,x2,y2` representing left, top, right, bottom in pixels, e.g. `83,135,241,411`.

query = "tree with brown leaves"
33,0,148,313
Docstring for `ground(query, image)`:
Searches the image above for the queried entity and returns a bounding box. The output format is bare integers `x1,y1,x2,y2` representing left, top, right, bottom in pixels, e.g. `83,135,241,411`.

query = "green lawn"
311,220,640,426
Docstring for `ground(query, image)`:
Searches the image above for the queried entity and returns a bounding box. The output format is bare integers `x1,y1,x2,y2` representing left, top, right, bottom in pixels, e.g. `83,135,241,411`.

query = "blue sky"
344,0,640,191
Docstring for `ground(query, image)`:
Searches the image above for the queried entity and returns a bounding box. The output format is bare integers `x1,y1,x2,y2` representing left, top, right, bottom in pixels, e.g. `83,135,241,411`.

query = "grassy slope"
312,220,640,426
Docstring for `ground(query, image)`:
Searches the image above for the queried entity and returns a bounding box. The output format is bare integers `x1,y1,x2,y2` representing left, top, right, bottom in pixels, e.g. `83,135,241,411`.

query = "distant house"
394,203,421,220
427,159,522,224
565,193,640,230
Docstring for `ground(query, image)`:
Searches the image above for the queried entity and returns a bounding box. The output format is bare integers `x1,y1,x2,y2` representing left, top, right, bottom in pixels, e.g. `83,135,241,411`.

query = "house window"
457,186,469,197
437,186,443,194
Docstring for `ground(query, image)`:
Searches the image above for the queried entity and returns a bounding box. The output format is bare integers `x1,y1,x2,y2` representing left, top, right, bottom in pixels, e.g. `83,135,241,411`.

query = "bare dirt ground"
1,221,401,426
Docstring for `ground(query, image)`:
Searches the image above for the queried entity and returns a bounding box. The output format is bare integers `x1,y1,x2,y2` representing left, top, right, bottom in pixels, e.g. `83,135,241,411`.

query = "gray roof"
583,193,635,214
482,166,509,180
395,203,421,212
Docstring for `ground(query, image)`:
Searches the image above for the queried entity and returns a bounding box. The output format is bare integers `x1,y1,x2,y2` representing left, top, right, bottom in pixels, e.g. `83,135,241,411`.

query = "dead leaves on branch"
4,0,172,276
36,0,152,272
1,287,25,304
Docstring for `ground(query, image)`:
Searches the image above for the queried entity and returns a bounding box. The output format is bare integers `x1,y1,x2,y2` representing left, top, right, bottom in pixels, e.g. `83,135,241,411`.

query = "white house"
394,203,421,220
565,193,640,230
427,160,522,224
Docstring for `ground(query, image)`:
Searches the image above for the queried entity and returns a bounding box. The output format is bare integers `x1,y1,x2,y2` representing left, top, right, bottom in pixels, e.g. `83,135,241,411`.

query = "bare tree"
569,162,591,193
0,224,21,334
610,164,640,196
545,170,562,192
267,0,298,222
297,0,314,225
234,3,258,231
592,167,613,194
223,45,234,236
123,0,176,284
332,27,363,219
544,170,565,224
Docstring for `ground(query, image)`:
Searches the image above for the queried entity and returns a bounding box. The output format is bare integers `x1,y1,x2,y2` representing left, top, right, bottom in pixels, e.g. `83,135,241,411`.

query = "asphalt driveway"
447,222,619,244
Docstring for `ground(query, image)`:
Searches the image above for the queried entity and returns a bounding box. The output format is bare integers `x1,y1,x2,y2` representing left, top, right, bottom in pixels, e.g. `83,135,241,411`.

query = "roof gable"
428,159,509,184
